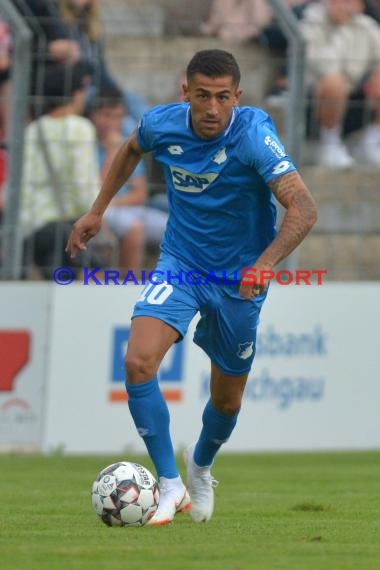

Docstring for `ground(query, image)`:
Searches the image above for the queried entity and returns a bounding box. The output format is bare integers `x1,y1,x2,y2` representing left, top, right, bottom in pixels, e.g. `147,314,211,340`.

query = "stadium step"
298,167,380,280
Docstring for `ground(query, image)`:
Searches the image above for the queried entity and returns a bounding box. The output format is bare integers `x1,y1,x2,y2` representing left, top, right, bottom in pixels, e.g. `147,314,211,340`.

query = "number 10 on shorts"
137,282,174,305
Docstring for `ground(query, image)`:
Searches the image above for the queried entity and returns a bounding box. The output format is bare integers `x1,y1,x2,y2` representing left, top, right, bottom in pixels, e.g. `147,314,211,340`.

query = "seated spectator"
200,0,310,103
59,0,149,122
302,0,380,168
200,0,308,42
363,0,380,23
59,0,116,92
200,0,272,42
21,63,100,279
89,87,168,276
0,18,12,143
14,0,80,109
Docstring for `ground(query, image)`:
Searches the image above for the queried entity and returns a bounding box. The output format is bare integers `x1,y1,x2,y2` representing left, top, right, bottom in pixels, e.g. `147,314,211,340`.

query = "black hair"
42,62,90,112
186,49,241,86
90,85,126,113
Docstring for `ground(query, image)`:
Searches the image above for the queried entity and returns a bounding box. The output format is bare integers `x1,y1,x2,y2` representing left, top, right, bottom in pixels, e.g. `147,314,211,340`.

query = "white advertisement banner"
0,283,51,450
41,282,380,454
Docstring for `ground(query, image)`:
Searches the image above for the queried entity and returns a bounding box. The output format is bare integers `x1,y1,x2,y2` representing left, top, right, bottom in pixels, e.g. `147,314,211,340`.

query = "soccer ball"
91,461,159,527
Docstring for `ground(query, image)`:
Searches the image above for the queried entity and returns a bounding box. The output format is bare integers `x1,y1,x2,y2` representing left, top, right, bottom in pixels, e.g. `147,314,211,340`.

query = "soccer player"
66,49,317,525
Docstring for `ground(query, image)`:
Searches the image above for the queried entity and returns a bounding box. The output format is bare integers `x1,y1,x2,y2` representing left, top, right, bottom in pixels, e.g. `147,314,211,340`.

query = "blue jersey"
136,102,296,279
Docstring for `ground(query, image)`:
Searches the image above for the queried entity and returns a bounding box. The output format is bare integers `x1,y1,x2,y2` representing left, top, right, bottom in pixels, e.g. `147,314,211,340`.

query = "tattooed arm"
264,171,317,267
240,171,317,299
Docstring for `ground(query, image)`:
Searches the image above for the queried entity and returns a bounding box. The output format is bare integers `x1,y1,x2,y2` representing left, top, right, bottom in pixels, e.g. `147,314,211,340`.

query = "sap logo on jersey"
109,327,185,403
170,166,218,193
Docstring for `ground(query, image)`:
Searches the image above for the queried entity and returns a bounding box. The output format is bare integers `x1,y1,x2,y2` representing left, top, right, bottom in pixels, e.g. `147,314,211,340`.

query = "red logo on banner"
0,331,31,392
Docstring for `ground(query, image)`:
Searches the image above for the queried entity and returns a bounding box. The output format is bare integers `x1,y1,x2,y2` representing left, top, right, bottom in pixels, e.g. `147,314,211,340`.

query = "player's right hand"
65,212,102,258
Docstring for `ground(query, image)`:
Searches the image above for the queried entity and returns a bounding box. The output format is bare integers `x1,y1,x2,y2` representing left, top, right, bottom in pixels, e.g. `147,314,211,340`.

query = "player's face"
184,74,242,139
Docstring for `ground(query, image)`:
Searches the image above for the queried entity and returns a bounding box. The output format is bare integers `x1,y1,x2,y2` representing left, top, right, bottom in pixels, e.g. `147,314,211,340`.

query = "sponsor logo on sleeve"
272,160,291,175
264,135,286,159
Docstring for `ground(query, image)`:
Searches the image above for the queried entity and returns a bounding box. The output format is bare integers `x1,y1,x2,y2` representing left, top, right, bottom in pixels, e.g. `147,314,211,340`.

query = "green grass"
0,452,380,570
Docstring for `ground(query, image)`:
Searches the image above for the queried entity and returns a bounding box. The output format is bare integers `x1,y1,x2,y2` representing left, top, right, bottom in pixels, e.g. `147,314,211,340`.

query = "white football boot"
147,477,191,526
184,443,218,523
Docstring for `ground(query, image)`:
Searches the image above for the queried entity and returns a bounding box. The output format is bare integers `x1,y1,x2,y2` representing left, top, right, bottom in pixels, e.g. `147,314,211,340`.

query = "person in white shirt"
21,63,100,278
302,0,380,168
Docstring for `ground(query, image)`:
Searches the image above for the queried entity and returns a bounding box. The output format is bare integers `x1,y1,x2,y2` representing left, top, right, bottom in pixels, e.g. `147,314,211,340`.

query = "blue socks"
125,377,178,479
126,381,239,475
194,399,239,467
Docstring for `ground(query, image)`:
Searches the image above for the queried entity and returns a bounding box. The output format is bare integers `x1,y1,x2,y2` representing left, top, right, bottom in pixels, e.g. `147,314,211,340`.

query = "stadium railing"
0,0,31,280
0,0,379,281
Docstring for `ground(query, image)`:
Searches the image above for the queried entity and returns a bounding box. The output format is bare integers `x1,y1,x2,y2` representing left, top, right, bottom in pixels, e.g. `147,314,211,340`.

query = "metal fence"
0,0,31,280
0,0,379,282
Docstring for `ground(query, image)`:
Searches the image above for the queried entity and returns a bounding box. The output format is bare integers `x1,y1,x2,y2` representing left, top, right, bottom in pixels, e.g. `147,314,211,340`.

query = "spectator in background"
200,0,308,43
90,87,167,276
200,0,273,41
302,0,380,168
59,0,149,122
14,0,80,110
200,0,310,102
14,0,148,121
21,63,100,278
363,0,380,23
59,0,116,91
0,18,12,144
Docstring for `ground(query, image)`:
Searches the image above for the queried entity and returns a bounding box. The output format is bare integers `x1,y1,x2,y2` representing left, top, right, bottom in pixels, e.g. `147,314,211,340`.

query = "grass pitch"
0,451,379,570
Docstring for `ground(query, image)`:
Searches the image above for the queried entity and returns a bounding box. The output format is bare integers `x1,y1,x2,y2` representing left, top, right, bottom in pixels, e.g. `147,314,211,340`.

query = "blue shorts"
132,254,267,376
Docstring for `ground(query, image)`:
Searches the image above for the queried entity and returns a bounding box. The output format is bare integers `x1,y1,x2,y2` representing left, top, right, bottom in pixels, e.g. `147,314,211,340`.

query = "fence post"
266,0,307,273
0,1,31,280
267,0,306,167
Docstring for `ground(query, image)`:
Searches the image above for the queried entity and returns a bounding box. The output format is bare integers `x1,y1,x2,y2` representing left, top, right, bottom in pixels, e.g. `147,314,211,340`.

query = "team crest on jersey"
237,341,254,360
170,166,218,192
212,147,227,165
168,145,184,155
